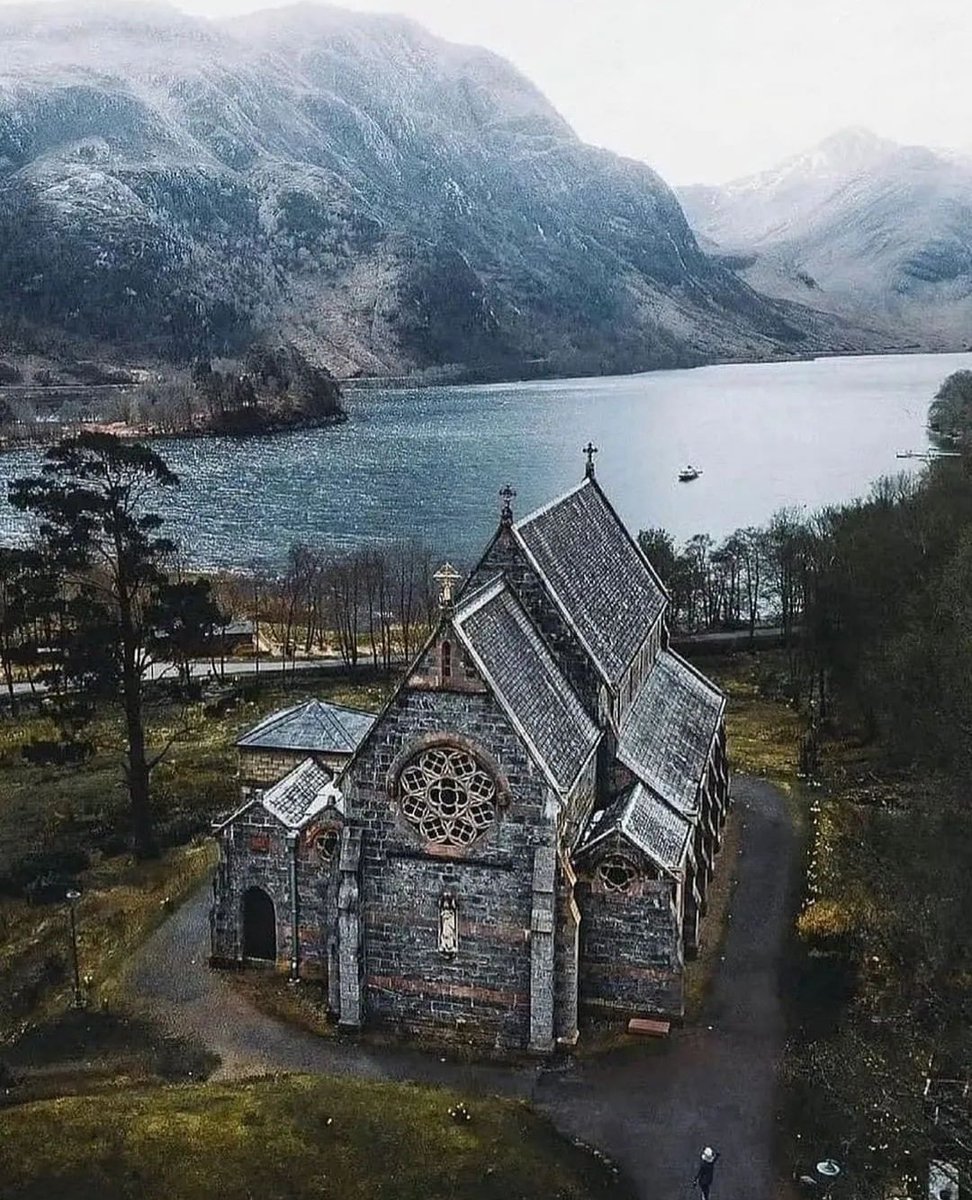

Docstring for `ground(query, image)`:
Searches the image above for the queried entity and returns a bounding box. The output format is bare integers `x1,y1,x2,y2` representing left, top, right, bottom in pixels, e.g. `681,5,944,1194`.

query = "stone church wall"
346,684,557,1052
238,747,346,788
577,852,684,1019
210,806,337,981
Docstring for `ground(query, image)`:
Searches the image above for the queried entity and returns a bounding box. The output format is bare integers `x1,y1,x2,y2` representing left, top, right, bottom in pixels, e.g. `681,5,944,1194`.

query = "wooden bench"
626,1018,671,1038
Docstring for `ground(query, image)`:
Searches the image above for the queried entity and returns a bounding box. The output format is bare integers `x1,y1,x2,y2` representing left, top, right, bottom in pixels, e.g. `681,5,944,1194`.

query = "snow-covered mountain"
679,129,972,349
0,3,874,377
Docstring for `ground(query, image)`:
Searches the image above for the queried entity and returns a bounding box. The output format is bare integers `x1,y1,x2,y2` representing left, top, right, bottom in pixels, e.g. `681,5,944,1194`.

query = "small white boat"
678,465,702,482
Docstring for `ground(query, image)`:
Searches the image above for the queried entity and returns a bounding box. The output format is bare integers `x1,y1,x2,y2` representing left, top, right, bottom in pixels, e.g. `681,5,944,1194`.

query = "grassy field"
0,1074,631,1200
705,652,803,784
0,669,393,1032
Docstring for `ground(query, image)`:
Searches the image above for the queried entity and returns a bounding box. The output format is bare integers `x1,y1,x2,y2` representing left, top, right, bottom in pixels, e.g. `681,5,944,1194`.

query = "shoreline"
338,341,964,393
0,411,348,455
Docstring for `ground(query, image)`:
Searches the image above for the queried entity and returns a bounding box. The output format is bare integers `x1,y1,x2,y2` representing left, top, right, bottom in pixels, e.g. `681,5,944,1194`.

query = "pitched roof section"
618,649,725,816
514,479,667,686
578,782,692,873
454,579,600,796
261,757,343,828
237,699,375,755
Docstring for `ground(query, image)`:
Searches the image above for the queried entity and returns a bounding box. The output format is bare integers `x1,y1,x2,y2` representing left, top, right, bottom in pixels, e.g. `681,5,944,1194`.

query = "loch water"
0,350,968,570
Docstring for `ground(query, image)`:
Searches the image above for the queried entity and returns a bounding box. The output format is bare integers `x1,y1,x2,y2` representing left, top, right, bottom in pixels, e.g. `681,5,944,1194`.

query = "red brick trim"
366,974,526,1010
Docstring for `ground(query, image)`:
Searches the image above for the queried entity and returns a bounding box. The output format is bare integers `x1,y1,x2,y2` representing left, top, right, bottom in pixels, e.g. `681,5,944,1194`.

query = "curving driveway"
128,776,799,1199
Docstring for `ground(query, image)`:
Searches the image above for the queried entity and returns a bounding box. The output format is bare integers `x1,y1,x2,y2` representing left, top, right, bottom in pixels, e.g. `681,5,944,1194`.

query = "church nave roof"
513,477,668,687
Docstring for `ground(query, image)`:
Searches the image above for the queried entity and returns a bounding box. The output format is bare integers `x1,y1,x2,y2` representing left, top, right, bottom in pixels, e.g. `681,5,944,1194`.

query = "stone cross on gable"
433,562,461,608
583,442,598,478
499,483,516,526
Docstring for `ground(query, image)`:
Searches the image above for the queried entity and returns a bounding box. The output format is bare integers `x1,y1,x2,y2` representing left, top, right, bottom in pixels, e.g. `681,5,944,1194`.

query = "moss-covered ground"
0,1074,631,1200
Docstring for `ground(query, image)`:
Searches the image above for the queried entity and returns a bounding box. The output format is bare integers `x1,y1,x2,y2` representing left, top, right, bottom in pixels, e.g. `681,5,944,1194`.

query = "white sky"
9,0,972,183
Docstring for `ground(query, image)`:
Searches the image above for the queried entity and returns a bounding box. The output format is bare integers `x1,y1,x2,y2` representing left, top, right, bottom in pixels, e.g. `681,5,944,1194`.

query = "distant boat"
678,466,702,482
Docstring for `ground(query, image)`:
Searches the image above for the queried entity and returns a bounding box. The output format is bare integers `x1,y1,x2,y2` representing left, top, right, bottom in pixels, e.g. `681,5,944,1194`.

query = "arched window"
397,745,497,848
440,640,452,679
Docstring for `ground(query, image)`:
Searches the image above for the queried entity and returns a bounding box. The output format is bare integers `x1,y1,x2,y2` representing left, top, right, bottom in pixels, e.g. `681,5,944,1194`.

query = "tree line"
638,513,806,646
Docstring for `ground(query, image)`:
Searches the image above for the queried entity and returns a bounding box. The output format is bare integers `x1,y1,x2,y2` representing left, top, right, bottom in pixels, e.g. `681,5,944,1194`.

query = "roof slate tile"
456,582,600,794
515,480,667,684
618,650,725,815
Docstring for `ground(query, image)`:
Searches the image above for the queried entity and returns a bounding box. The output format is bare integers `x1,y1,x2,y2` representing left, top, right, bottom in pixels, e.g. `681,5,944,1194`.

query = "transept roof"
454,578,601,795
617,650,725,817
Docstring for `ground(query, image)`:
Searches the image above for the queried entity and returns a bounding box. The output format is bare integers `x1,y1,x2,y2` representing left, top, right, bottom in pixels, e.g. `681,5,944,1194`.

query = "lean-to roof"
261,757,343,828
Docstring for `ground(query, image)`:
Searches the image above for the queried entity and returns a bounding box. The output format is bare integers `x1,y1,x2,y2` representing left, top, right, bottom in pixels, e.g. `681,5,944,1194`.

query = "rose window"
398,747,497,847
597,854,640,894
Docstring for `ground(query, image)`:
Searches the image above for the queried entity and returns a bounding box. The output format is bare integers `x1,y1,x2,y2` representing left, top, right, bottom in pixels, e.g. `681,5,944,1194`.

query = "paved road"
127,776,799,1199
1,654,394,699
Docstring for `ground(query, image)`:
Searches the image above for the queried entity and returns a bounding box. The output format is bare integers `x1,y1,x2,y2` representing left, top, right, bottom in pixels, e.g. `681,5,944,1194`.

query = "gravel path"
127,776,798,1199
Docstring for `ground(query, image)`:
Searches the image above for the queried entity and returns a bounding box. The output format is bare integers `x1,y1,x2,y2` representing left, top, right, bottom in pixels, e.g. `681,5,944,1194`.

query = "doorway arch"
243,887,277,962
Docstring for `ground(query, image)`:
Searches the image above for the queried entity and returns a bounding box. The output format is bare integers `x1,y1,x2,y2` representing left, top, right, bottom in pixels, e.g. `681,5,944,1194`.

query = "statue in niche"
438,893,458,955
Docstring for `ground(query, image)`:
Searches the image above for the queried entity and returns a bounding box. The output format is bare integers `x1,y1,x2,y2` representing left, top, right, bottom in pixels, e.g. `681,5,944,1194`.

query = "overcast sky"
9,0,971,182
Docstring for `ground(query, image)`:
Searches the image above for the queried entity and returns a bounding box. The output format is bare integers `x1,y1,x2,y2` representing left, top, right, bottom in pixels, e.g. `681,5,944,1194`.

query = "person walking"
693,1146,720,1198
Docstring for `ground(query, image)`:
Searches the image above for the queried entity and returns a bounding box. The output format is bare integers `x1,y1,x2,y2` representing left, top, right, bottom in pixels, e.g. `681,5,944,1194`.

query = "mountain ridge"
0,4,884,379
678,129,972,350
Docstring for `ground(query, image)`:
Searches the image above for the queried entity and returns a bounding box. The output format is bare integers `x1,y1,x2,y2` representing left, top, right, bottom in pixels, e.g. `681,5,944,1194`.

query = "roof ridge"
513,477,590,531
308,700,354,752
586,475,671,610
454,572,506,622
662,648,727,705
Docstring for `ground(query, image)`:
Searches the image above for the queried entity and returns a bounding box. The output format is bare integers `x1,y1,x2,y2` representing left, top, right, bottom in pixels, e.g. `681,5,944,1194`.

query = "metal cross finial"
583,442,599,478
499,483,516,526
433,562,462,609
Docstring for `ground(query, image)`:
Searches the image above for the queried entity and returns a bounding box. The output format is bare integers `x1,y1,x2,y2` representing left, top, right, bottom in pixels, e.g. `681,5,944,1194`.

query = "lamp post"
65,888,83,1009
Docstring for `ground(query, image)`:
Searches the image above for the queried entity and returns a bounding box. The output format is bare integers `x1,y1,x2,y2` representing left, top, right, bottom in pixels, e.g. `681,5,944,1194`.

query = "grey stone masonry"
345,674,556,1052
211,473,733,1055
577,836,684,1018
337,826,363,1028
529,843,557,1053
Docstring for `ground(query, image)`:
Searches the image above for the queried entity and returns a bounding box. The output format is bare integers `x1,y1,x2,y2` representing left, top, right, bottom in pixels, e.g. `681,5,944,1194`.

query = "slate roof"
579,782,692,873
514,479,667,686
617,650,725,816
237,699,375,755
454,579,601,795
261,757,342,828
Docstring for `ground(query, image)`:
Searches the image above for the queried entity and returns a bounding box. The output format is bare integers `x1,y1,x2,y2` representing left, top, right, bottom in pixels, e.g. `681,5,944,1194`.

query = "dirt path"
127,776,799,1199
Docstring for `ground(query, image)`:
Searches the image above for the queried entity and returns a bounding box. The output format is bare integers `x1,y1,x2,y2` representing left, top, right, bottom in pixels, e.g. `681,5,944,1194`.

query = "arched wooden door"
243,887,276,963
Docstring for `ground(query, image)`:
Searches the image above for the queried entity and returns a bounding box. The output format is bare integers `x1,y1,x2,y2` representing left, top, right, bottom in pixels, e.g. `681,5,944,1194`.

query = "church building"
210,453,730,1053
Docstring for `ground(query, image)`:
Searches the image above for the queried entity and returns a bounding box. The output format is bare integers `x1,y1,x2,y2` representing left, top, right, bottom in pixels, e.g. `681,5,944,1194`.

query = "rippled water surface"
0,351,967,569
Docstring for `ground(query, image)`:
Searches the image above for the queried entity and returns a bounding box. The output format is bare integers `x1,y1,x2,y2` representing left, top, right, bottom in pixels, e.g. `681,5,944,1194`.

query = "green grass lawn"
0,670,395,1031
0,1074,630,1200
